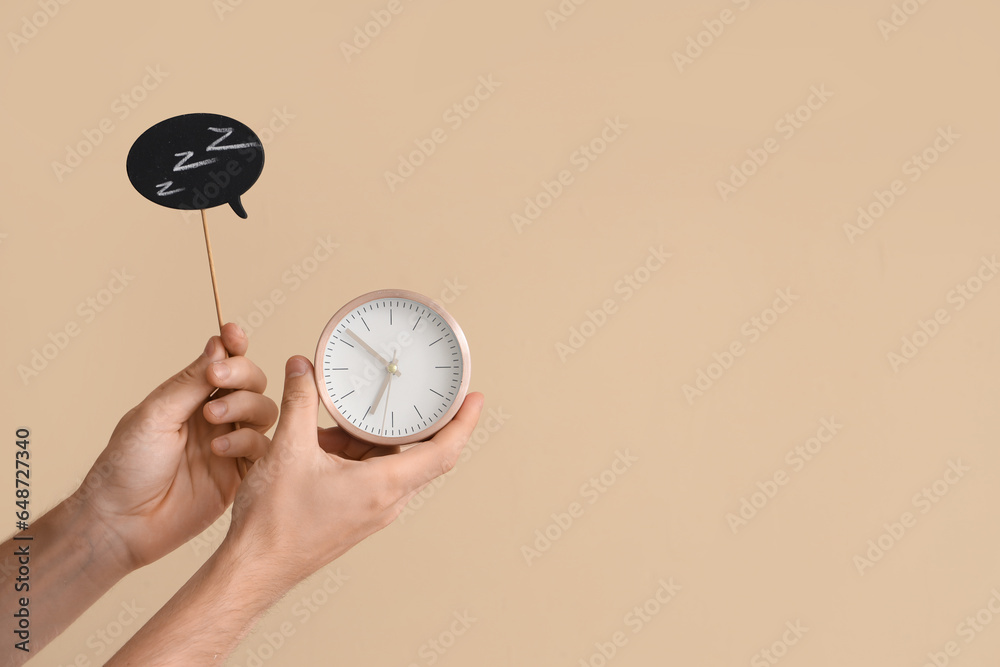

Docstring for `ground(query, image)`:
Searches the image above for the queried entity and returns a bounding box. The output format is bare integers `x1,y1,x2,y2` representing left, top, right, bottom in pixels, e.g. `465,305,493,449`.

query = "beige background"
3,0,1000,665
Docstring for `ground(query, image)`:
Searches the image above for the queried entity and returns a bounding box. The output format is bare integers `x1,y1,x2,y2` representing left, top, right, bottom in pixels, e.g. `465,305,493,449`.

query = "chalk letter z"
173,151,218,171
206,127,261,151
156,181,184,196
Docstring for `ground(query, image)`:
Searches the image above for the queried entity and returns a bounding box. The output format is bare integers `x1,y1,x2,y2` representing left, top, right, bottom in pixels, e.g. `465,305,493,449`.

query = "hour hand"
345,328,401,377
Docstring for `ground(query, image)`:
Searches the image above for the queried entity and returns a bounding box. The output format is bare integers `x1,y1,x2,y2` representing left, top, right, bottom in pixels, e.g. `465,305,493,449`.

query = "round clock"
313,289,471,446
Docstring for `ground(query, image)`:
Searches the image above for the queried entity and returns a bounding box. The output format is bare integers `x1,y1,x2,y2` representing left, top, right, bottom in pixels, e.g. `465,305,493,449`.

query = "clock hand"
380,371,394,437
345,328,401,377
371,368,391,416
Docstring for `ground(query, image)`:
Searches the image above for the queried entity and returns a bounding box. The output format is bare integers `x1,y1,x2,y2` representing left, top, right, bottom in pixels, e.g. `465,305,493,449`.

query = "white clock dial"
314,290,471,445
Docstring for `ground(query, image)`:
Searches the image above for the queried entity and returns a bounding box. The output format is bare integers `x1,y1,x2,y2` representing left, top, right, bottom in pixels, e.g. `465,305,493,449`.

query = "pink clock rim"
313,288,472,447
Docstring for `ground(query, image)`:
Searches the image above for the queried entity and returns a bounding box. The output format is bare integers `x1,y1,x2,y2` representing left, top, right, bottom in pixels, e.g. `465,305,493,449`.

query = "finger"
316,427,351,454
204,390,279,432
207,356,268,394
220,322,249,357
272,356,320,448
377,392,484,495
211,428,271,462
145,335,229,423
317,428,398,460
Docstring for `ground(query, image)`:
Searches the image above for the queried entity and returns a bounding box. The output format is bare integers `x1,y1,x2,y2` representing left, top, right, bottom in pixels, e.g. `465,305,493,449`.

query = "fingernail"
214,437,230,453
212,362,231,380
288,357,309,377
208,401,227,418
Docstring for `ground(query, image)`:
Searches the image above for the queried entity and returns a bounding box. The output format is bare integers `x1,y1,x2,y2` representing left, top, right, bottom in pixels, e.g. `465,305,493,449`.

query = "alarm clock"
314,289,471,446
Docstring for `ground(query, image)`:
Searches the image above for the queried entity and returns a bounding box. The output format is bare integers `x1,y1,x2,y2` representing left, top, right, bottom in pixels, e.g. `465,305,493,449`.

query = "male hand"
226,355,484,584
75,323,278,570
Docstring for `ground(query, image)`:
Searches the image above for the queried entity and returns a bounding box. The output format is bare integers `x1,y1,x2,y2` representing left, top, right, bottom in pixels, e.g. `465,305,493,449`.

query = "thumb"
145,336,226,423
379,392,484,495
272,356,319,448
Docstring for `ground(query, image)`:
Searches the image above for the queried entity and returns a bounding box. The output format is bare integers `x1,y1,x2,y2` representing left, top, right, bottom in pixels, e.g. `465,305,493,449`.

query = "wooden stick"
201,209,250,480
201,209,226,332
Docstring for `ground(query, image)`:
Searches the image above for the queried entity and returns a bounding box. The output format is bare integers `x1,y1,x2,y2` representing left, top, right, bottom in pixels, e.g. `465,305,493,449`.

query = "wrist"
62,488,138,581
106,524,296,666
218,522,304,595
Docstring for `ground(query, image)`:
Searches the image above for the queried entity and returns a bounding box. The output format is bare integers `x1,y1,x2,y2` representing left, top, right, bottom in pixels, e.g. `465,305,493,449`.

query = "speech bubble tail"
229,197,248,219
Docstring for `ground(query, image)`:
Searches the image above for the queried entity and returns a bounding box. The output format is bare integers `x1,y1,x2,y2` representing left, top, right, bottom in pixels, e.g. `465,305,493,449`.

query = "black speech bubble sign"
126,113,264,219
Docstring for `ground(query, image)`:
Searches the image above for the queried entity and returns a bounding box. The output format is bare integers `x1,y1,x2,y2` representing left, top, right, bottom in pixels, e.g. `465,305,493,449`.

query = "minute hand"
345,329,402,377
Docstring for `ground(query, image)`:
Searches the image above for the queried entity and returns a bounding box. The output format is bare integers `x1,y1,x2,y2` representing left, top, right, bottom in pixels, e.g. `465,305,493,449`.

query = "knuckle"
371,487,397,514
281,387,313,409
176,363,201,386
133,402,164,432
382,469,403,494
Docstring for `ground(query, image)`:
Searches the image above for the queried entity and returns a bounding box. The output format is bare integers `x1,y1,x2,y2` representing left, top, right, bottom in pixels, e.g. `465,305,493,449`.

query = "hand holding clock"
109,357,484,665
231,356,483,580
2,329,482,666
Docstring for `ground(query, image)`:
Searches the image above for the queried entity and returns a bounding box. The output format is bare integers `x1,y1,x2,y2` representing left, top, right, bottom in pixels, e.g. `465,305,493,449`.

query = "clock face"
314,290,471,445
